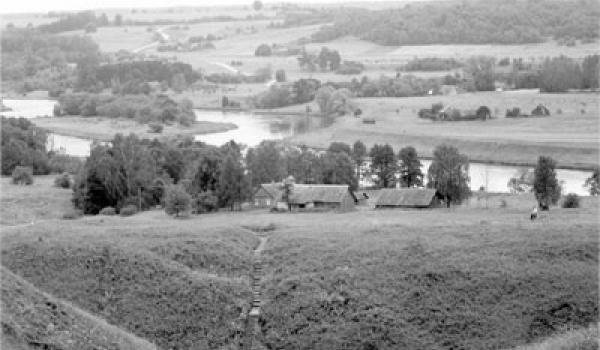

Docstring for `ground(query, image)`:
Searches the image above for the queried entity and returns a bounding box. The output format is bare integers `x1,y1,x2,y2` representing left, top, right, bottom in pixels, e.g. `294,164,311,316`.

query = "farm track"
240,227,270,350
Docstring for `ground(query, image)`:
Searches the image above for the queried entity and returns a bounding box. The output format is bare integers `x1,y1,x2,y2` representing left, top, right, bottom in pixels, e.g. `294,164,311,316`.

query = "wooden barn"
254,183,357,212
289,185,357,212
374,188,440,209
253,183,281,208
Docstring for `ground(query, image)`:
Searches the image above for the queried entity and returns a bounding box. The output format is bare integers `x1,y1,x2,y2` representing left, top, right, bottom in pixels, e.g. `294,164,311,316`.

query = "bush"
49,154,84,174
54,173,72,188
99,206,117,215
192,191,218,214
562,193,580,208
62,210,82,220
164,184,191,217
148,123,164,133
12,166,33,185
119,205,138,217
255,43,272,56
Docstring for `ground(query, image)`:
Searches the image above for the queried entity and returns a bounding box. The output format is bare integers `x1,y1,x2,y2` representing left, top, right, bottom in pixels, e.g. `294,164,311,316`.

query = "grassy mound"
256,202,599,349
1,266,158,350
1,223,257,349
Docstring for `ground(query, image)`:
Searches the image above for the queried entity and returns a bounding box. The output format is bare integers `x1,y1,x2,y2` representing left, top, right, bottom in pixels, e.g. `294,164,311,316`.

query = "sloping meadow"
1,218,259,349
256,207,599,349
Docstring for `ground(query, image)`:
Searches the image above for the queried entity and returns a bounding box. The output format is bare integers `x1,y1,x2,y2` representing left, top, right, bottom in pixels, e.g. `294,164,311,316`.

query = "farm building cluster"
253,182,441,212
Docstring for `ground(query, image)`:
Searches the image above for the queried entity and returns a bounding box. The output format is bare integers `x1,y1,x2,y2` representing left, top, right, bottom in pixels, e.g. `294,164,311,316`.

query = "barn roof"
375,188,437,207
290,185,356,204
257,183,356,204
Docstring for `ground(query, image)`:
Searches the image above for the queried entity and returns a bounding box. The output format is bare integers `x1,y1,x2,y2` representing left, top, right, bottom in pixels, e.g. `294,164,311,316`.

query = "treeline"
508,55,600,92
252,78,321,109
37,11,110,33
205,66,272,85
1,29,99,91
95,61,201,92
1,117,84,176
339,75,444,98
402,57,462,72
55,93,196,126
311,0,599,45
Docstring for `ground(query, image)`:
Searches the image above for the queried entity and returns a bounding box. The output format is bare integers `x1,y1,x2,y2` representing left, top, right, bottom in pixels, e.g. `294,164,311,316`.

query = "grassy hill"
1,265,158,350
1,210,259,349
1,176,597,349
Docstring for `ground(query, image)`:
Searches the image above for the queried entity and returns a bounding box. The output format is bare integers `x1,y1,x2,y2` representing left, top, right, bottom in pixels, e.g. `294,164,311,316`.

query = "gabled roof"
256,183,282,199
290,184,356,204
375,188,437,207
257,183,357,204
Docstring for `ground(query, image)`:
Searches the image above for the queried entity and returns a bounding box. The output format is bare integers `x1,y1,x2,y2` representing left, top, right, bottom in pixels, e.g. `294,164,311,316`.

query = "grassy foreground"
1,177,598,349
32,116,237,142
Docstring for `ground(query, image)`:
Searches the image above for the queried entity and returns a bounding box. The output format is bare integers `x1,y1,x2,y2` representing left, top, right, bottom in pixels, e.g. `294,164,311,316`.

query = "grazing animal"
530,206,538,221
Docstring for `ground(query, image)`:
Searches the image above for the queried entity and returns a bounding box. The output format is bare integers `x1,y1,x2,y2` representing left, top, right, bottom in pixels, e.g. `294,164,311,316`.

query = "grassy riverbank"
282,92,600,170
32,116,237,141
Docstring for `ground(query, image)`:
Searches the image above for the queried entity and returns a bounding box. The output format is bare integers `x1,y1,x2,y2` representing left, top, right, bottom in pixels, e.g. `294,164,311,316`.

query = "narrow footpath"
241,228,269,350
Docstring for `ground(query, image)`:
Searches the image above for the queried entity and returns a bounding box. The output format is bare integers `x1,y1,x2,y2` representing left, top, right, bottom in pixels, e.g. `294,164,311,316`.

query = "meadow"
284,91,600,169
1,176,598,349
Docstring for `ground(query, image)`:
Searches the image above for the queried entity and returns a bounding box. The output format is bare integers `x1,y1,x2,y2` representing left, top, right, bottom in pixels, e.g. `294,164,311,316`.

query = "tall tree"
398,146,423,187
217,153,250,211
252,0,263,11
320,151,358,190
584,168,599,196
246,140,286,188
369,144,397,188
533,156,561,208
164,184,191,217
427,144,471,207
327,141,352,155
352,140,367,183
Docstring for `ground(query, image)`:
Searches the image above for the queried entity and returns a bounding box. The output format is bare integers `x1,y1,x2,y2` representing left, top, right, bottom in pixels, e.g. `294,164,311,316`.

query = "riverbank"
31,116,237,142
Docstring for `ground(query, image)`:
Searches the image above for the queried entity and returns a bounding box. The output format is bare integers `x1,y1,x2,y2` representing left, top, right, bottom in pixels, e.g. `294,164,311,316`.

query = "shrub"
562,193,580,208
54,173,72,188
255,43,272,56
49,154,84,174
148,123,164,133
164,184,191,217
119,204,138,217
192,191,218,214
12,166,33,185
62,210,82,220
99,207,116,215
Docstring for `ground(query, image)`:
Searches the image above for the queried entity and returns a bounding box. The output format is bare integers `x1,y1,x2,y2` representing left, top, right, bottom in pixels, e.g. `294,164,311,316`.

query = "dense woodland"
311,0,600,45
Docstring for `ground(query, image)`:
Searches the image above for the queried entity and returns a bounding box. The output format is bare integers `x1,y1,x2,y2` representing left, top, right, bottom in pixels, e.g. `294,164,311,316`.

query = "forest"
311,0,600,45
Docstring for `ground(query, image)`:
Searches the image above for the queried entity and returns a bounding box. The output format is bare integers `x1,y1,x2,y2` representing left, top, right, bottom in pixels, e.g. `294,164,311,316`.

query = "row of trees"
252,78,321,109
298,47,342,72
311,0,599,45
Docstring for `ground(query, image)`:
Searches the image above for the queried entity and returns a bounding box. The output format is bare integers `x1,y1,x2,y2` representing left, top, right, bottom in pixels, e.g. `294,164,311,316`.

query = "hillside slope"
1,266,158,350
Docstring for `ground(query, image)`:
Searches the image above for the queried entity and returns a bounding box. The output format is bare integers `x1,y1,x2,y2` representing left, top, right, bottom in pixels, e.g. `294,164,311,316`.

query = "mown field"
1,176,598,349
284,91,600,169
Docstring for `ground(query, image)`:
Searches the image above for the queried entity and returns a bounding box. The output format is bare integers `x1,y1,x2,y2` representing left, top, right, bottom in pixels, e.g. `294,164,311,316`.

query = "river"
1,99,594,195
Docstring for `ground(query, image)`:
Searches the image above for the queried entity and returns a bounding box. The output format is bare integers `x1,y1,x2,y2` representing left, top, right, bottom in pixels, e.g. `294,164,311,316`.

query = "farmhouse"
374,188,440,209
254,183,358,212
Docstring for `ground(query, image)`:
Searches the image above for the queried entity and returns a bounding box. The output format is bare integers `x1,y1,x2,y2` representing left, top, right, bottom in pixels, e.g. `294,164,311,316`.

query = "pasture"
1,176,598,349
285,91,600,169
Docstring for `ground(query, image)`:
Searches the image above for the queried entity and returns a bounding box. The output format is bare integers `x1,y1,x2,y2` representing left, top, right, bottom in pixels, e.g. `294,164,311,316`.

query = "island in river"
32,116,237,142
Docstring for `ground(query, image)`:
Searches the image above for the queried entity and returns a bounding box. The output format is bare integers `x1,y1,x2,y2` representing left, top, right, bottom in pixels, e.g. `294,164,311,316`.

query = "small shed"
290,185,357,212
374,188,440,209
253,183,281,208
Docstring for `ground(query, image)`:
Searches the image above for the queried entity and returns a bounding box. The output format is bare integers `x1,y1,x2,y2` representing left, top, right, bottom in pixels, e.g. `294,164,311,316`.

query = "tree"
114,14,123,26
85,22,97,33
246,141,286,188
171,73,187,93
253,0,263,11
164,184,191,217
369,144,397,188
315,86,334,115
539,56,583,92
281,175,295,211
584,168,599,196
12,166,33,185
581,54,599,89
275,69,286,82
427,144,471,207
217,153,250,211
398,146,423,187
320,151,358,190
255,44,272,56
327,141,352,155
352,140,367,181
533,156,561,208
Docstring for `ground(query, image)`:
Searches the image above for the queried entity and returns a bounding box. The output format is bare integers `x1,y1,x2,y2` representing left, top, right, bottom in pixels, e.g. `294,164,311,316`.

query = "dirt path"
240,227,270,349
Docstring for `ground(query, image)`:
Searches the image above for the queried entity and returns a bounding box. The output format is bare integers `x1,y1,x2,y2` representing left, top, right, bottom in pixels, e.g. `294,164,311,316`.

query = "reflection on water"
0,99,56,118
193,110,323,147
